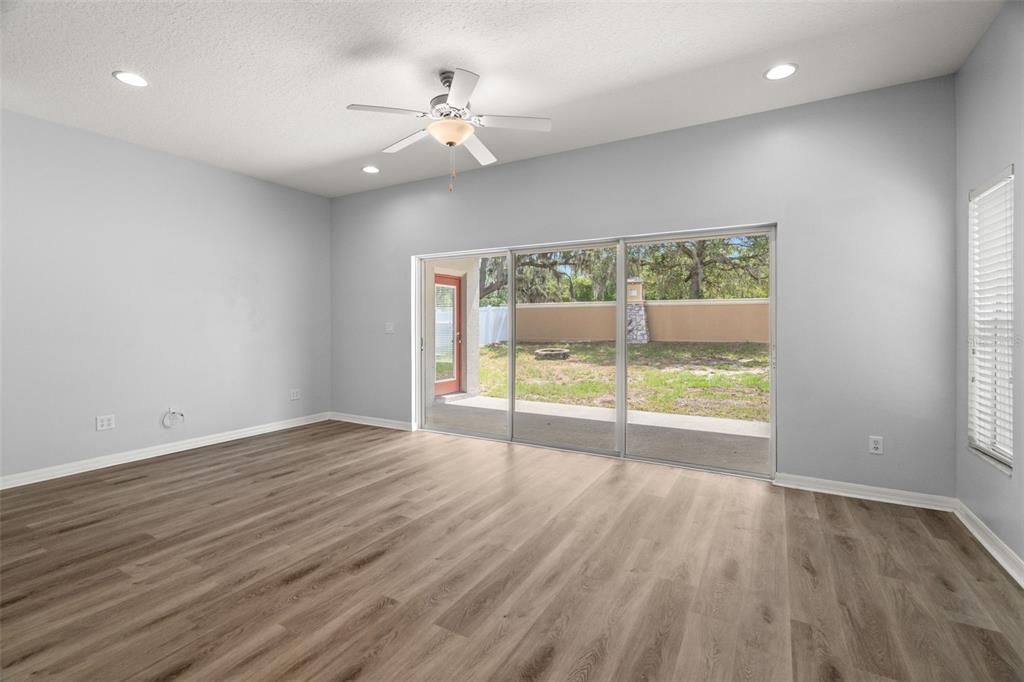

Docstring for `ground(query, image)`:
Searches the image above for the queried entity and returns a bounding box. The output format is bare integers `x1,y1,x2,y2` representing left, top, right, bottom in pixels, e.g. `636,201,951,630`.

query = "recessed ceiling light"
362,165,380,174
764,63,798,81
112,71,148,87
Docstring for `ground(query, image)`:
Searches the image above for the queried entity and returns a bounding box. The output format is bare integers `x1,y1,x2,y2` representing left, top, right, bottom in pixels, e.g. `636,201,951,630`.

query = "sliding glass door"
511,245,619,454
624,232,772,475
419,226,774,478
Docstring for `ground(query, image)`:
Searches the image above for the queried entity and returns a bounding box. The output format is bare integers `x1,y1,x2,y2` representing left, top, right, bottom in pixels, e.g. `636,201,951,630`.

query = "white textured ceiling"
1,1,1002,197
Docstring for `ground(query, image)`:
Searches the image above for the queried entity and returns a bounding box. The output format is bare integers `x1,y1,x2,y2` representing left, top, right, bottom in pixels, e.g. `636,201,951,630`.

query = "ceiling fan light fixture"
347,67,551,182
427,118,475,147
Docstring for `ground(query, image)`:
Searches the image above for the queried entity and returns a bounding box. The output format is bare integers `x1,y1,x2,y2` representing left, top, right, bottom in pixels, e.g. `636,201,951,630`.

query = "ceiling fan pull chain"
448,144,457,192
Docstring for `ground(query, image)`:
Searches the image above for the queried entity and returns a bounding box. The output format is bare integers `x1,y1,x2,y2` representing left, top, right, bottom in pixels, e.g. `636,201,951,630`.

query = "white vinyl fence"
478,306,509,346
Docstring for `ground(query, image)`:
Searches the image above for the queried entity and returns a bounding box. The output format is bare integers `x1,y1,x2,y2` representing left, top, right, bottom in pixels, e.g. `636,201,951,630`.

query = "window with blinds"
968,168,1015,468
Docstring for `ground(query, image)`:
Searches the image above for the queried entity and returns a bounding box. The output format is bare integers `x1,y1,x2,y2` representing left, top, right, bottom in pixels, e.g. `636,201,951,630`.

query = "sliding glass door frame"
414,221,777,479
616,239,628,454
506,249,515,441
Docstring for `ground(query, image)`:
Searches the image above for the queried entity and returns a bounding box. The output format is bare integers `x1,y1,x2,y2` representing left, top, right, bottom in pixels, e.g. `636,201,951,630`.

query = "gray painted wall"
955,3,1024,558
1,111,332,476
331,77,957,495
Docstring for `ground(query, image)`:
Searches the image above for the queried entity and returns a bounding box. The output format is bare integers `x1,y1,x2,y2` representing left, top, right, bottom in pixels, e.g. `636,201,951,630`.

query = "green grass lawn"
479,341,769,422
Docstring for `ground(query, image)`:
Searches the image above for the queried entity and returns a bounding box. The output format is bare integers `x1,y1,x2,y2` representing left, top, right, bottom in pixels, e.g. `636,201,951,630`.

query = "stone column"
625,277,649,344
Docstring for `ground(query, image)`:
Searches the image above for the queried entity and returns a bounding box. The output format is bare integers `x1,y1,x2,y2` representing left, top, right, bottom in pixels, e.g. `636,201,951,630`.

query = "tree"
514,249,617,303
479,256,509,305
629,235,768,299
476,235,767,306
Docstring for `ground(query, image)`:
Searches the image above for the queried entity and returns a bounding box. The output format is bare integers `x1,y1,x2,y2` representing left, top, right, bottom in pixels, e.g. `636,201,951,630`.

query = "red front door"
434,274,462,396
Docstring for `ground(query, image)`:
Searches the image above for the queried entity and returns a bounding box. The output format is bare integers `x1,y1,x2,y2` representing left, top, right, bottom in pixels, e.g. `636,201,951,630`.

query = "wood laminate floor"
1,420,1022,681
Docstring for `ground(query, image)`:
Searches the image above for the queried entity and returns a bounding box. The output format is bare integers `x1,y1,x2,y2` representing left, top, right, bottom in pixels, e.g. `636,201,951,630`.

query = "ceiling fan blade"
347,104,427,117
446,68,479,109
476,114,552,132
463,134,497,166
383,129,429,153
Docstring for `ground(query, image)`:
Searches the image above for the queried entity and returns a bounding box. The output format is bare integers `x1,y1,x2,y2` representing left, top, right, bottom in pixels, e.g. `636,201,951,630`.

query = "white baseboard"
773,473,958,511
773,473,1023,588
328,412,415,431
953,501,1024,588
0,413,332,490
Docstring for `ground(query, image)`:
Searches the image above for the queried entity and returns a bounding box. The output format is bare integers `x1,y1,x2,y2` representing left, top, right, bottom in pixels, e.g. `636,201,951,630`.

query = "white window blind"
968,168,1015,468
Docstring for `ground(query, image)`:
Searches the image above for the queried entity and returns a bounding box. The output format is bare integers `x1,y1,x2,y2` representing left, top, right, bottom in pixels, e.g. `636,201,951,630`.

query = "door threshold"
435,392,473,404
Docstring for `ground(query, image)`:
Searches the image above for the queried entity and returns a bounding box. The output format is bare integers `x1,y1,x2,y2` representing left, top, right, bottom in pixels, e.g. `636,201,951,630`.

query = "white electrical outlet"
384,321,395,334
162,409,185,428
289,389,301,401
869,436,884,455
96,414,116,431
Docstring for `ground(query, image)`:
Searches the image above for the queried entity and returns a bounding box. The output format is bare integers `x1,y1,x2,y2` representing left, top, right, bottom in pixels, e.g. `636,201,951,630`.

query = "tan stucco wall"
646,300,768,342
515,303,616,342
514,300,768,343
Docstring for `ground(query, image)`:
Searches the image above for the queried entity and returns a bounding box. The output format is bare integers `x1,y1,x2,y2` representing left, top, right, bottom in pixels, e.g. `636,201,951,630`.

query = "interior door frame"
433,273,463,396
412,221,777,480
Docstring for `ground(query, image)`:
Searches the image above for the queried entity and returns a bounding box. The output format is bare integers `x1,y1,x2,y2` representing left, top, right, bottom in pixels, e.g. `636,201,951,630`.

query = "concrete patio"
427,395,770,475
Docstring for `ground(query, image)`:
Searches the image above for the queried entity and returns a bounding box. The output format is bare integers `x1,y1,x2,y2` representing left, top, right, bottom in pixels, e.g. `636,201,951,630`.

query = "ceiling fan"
347,68,552,168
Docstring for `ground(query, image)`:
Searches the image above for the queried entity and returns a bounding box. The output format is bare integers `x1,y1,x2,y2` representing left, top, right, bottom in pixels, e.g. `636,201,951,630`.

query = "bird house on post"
626,277,649,343
626,278,645,303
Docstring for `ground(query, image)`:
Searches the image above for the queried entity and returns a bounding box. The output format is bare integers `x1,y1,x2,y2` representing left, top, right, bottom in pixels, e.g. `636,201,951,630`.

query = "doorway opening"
422,255,510,439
